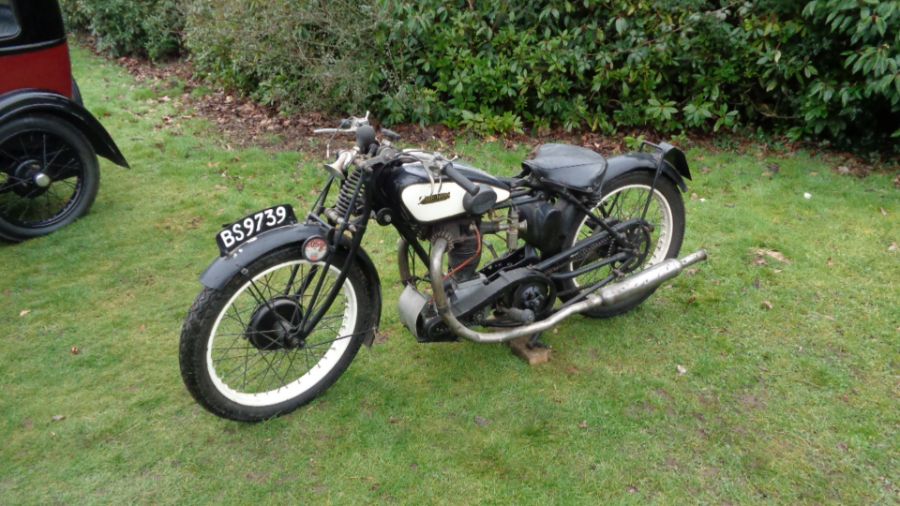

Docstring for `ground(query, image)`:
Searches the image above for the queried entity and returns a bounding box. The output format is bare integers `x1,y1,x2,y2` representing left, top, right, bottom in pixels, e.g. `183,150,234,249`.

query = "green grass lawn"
1,46,897,505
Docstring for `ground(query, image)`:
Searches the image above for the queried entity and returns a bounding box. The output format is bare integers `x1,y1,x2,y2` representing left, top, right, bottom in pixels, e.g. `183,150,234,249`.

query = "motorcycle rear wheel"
559,170,685,318
179,247,373,421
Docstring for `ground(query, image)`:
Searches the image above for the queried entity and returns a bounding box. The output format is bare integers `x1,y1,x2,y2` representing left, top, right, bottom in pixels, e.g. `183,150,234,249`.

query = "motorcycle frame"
295,152,669,337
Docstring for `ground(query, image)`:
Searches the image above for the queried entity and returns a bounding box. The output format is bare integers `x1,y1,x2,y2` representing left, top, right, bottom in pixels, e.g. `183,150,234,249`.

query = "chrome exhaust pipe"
429,238,707,344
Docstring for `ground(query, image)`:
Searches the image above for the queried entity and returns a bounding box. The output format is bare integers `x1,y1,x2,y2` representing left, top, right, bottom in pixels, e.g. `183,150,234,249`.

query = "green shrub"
182,0,382,113
63,0,899,152
374,0,898,151
791,0,900,145
61,0,184,60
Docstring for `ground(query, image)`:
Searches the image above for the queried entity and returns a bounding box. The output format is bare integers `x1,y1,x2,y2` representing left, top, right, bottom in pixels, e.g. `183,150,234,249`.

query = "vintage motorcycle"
179,114,707,421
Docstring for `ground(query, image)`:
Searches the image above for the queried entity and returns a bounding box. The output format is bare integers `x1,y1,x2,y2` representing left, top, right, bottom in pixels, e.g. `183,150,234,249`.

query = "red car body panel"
0,41,72,98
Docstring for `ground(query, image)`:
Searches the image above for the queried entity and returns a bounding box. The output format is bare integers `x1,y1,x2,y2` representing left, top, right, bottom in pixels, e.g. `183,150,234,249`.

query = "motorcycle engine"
434,220,482,282
517,201,565,253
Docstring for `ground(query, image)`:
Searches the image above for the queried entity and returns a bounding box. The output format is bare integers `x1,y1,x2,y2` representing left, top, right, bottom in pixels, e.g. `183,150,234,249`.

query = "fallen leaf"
889,242,898,252
700,166,711,174
388,416,401,425
627,486,639,494
578,420,588,429
70,346,80,355
691,192,699,201
837,165,851,175
19,309,30,317
809,171,819,176
753,277,760,289
766,162,780,174
474,416,490,427
880,208,888,217
755,249,791,264
684,268,699,276
803,192,812,200
51,415,66,422
826,257,834,267
761,300,774,310
676,364,688,376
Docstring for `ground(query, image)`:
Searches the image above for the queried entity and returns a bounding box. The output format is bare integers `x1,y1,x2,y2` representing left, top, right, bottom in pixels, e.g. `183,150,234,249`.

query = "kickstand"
527,332,549,350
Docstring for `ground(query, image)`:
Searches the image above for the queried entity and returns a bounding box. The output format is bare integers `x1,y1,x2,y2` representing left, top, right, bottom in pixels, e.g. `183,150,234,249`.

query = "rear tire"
559,171,685,318
179,247,374,421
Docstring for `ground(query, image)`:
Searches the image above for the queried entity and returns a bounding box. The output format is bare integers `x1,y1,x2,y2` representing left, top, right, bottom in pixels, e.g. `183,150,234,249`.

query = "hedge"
61,1,899,153
61,0,183,60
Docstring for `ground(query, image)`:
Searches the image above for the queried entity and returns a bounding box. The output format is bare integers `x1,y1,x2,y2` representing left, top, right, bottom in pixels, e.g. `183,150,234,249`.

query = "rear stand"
507,333,552,365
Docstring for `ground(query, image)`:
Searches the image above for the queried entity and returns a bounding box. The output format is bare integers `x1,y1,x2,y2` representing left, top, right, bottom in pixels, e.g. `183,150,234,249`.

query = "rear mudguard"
546,145,692,256
601,146,691,193
198,222,383,345
0,89,129,168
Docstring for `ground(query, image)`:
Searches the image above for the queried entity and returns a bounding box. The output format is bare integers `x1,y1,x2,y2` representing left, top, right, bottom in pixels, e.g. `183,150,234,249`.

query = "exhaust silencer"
429,238,707,344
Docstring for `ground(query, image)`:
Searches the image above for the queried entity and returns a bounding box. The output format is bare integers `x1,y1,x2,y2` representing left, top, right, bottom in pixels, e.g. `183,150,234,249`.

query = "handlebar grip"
381,128,401,141
376,145,399,159
444,164,479,196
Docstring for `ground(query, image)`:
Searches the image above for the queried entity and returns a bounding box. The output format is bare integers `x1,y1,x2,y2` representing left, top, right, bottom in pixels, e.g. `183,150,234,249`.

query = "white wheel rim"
205,261,358,407
570,183,674,288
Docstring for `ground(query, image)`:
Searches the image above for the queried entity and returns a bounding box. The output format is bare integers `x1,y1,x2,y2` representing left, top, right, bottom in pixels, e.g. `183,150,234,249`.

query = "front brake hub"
245,297,304,350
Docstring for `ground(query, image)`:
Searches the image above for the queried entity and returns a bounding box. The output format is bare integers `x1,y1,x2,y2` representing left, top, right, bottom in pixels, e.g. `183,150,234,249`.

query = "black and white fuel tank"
386,162,511,223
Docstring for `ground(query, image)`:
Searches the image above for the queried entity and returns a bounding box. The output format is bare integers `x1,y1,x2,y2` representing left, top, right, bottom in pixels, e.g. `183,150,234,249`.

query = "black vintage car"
0,0,128,241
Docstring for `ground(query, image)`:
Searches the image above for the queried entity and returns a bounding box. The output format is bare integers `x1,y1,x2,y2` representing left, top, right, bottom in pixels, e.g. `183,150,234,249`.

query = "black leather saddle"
523,144,607,192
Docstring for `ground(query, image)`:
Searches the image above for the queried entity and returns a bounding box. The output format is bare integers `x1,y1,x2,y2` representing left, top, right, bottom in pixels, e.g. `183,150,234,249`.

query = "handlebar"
313,112,371,135
443,163,479,196
389,149,480,196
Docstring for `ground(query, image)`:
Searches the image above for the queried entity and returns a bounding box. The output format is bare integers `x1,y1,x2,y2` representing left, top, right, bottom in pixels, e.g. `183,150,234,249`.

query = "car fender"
0,89,129,167
601,148,691,193
199,222,383,345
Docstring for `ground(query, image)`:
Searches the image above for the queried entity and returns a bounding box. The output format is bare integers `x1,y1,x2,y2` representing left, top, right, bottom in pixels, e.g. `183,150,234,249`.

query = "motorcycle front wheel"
179,247,373,421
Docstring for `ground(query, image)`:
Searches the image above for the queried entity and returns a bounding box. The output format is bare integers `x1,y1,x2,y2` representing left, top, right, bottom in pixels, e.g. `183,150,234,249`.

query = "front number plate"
216,204,297,256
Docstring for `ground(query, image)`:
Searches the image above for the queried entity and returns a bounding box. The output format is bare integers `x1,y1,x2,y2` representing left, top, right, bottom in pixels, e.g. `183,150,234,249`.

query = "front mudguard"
601,144,691,193
0,89,129,168
198,222,383,345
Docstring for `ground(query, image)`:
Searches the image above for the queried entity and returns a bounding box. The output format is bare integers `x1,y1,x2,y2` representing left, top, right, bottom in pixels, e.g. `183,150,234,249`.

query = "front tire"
560,170,686,318
179,247,373,421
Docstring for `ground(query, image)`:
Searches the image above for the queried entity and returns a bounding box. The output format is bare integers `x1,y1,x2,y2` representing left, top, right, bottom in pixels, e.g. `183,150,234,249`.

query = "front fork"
297,168,373,338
